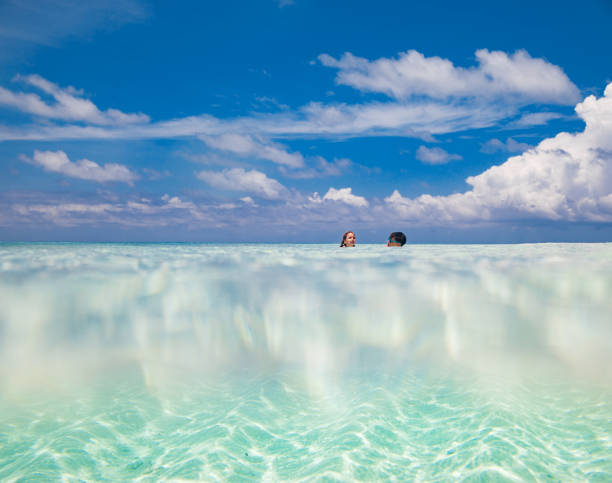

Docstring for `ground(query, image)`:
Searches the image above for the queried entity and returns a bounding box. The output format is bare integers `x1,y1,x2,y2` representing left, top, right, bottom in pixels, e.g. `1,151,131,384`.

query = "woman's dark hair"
340,231,354,247
389,232,406,246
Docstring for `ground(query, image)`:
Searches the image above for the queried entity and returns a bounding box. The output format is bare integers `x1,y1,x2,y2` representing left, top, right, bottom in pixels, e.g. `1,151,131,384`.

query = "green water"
2,368,611,482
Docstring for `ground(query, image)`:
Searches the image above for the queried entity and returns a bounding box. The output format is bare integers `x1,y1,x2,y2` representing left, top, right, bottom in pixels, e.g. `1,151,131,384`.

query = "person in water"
387,232,406,247
340,231,356,247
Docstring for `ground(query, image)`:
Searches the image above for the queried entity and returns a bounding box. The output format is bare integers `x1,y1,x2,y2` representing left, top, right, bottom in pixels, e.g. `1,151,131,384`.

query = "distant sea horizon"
2,239,611,245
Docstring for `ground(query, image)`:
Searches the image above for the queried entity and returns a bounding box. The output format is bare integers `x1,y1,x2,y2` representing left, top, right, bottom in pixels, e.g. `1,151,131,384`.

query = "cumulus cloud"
200,133,304,167
197,168,288,199
319,49,580,104
481,137,532,154
416,146,462,165
310,187,369,207
386,83,612,223
21,150,138,184
0,74,149,124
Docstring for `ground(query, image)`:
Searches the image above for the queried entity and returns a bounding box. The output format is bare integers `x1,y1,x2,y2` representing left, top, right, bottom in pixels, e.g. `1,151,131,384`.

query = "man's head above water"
387,232,406,247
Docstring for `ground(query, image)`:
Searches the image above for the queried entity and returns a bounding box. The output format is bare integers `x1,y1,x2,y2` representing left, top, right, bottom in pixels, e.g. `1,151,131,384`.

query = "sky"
1,0,611,243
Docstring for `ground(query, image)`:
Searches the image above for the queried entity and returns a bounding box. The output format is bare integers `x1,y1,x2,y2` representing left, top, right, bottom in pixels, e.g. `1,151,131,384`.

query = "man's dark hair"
389,232,406,246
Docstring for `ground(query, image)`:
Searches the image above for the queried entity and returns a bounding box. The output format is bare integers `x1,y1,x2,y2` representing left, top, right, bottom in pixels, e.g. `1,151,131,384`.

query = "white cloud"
8,78,612,233
386,83,612,223
160,194,199,211
416,146,462,165
319,49,580,104
197,168,288,199
508,112,564,128
0,92,523,144
280,156,352,179
0,74,149,124
183,151,252,168
142,168,171,180
293,98,513,137
0,98,515,141
0,49,576,143
14,202,119,216
9,192,211,227
21,150,138,184
12,202,122,226
321,187,369,207
253,96,289,111
200,133,304,167
481,137,532,154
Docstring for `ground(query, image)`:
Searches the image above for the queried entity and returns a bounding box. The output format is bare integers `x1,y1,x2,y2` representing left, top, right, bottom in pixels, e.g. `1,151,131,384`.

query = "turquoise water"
1,243,611,481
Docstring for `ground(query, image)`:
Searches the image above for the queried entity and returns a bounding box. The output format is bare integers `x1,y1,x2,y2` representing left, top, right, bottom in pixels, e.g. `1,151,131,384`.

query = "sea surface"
1,242,611,481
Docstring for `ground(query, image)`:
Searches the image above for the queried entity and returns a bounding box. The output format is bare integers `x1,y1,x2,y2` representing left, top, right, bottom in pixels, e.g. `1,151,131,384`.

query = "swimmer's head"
341,231,356,247
387,232,406,247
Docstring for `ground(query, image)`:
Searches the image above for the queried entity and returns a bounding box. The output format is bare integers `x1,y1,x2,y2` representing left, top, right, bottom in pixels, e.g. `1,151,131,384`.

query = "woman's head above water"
340,231,356,247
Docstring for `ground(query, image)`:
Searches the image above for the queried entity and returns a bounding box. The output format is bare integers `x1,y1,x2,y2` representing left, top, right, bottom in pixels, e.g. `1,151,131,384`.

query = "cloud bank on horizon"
1,0,611,241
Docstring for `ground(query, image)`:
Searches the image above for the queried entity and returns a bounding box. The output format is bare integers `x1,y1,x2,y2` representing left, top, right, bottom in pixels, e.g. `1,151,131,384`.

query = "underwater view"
1,243,611,481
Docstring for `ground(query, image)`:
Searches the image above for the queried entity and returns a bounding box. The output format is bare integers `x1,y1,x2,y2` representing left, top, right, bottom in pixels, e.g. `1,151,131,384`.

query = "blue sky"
1,0,611,242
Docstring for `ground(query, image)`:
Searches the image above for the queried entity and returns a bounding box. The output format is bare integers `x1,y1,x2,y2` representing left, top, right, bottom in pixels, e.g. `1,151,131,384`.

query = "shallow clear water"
1,243,611,481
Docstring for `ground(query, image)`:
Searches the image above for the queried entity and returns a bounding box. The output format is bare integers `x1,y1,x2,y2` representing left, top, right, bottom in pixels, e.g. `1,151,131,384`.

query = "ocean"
1,243,611,481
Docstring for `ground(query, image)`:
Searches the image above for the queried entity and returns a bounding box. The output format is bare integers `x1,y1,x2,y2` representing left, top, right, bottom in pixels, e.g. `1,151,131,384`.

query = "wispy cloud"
21,150,138,184
200,133,304,168
0,75,149,124
415,146,462,165
142,168,171,180
507,111,565,128
12,201,122,227
0,49,579,143
279,157,352,179
0,95,517,142
10,193,210,227
480,137,532,154
253,96,289,111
